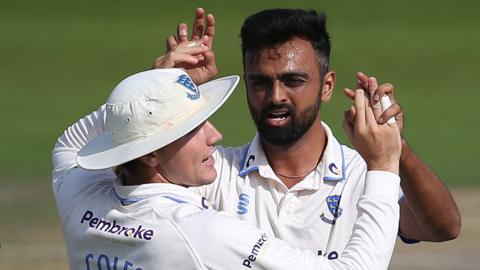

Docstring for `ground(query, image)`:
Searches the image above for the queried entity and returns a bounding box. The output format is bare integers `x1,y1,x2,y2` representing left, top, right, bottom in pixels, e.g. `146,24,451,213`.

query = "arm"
52,106,115,216
186,89,401,269
52,105,108,181
398,140,460,241
344,72,461,242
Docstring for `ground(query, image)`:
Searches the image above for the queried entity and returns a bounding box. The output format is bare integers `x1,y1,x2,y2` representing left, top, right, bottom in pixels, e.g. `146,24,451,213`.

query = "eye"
248,75,272,91
283,77,306,88
250,79,270,90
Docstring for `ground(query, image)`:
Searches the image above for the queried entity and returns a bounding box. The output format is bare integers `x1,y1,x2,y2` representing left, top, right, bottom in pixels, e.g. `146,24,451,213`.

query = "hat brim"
77,75,240,170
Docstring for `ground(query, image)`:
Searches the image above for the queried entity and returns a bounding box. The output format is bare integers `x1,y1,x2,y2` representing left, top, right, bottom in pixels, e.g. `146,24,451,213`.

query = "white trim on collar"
238,122,346,182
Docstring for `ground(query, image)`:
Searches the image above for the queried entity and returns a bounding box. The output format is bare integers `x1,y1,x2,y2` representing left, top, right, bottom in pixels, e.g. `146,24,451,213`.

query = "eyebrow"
248,71,310,81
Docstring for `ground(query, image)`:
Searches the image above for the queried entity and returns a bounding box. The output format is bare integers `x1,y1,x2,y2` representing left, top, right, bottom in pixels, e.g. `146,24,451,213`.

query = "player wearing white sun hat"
53,67,401,269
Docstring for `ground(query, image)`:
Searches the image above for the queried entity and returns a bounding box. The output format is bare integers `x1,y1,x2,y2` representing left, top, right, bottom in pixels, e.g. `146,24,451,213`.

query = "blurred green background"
0,0,478,268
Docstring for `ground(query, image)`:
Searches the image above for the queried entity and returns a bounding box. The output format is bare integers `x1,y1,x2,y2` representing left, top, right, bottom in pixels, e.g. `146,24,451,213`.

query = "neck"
122,166,169,186
261,119,327,189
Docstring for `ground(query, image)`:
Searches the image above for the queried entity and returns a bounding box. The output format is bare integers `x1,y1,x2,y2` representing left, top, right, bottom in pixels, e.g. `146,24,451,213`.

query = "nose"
205,121,223,145
270,81,287,105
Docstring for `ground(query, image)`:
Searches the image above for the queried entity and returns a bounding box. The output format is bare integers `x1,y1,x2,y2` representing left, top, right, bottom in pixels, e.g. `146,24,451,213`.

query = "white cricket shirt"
193,123,398,258
52,106,401,269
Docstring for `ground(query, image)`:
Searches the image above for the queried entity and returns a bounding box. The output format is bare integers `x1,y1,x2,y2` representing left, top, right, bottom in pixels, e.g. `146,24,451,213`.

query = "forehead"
244,37,321,75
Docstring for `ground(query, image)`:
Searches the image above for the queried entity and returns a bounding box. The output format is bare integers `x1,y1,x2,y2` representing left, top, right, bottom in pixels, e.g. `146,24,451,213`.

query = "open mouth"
202,156,212,163
202,150,215,164
265,109,291,126
268,110,290,120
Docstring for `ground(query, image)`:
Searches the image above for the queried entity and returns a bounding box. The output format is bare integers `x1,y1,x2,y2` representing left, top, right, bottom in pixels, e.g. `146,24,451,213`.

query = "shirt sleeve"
181,170,400,270
51,105,115,206
52,105,107,179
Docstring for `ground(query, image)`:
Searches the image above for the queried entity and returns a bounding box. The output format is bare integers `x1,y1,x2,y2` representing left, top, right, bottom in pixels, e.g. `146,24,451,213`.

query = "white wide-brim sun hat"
77,68,239,170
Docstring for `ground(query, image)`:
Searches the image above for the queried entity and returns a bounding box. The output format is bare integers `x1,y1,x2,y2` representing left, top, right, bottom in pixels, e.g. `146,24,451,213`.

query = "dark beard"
248,100,320,145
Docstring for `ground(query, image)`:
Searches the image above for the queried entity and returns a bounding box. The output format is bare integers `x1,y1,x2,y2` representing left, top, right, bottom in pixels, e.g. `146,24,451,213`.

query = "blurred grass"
1,0,478,185
0,0,479,268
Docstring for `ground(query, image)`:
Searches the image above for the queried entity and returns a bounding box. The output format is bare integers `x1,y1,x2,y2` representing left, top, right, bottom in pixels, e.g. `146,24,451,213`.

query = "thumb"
343,108,355,145
204,50,218,78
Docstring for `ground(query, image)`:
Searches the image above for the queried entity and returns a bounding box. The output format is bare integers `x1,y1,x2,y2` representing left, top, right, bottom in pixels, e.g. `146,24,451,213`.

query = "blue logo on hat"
326,195,342,217
176,75,200,100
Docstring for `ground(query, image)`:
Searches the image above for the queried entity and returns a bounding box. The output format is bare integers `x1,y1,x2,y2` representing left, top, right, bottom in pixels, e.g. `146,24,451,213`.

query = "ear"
321,71,336,102
138,152,160,168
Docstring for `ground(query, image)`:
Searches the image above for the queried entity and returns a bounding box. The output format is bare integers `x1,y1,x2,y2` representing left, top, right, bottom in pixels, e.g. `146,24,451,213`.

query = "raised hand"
344,72,404,134
344,89,402,174
154,38,209,69
153,7,217,85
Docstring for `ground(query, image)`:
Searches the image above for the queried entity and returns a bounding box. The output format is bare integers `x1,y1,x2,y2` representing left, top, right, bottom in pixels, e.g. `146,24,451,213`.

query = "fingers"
344,105,356,126
177,23,188,43
172,53,200,65
343,87,355,100
154,43,208,69
192,7,205,40
166,35,177,51
176,43,208,55
203,50,218,78
366,77,383,120
364,95,378,127
154,53,198,69
375,83,400,125
355,72,388,122
376,83,395,103
356,72,369,90
204,13,215,48
343,108,355,144
354,89,366,129
379,103,402,124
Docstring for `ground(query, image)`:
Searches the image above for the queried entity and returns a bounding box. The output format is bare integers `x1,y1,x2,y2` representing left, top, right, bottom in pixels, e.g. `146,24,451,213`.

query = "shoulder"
214,144,250,168
341,144,366,167
53,167,114,210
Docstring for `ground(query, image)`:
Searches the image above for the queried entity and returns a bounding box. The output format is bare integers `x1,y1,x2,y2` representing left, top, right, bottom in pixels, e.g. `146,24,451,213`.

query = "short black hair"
241,9,331,76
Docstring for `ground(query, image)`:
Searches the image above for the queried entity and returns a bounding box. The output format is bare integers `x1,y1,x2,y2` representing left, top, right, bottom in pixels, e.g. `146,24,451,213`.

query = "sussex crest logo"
326,195,342,217
320,195,342,225
176,74,200,100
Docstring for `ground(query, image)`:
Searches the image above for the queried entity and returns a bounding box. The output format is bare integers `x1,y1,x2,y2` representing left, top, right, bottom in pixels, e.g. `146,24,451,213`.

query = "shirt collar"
113,176,210,209
238,122,346,182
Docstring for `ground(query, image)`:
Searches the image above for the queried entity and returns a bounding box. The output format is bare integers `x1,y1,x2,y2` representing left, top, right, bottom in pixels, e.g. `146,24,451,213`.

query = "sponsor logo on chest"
237,193,250,215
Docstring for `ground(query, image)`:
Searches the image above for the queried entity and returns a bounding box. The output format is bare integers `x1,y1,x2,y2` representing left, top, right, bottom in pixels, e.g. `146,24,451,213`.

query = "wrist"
400,138,414,165
367,161,399,175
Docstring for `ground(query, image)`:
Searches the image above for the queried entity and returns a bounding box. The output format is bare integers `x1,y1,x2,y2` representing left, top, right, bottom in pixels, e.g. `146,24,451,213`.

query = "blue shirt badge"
320,195,343,225
326,195,342,217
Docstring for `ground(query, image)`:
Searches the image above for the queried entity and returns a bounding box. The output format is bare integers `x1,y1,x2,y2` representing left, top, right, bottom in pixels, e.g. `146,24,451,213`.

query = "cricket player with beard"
157,7,460,258
53,63,403,268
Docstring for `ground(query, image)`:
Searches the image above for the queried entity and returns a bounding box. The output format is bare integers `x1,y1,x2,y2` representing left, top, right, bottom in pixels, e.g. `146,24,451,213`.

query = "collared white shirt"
193,123,389,257
52,106,401,269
